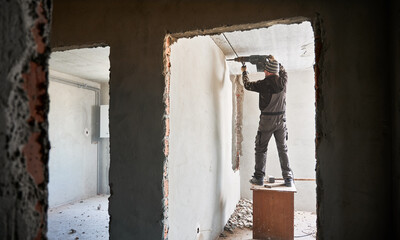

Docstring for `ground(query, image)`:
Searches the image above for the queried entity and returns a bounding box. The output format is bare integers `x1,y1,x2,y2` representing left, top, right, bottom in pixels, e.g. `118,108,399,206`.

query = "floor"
47,195,316,240
47,194,110,240
218,211,316,240
218,197,316,240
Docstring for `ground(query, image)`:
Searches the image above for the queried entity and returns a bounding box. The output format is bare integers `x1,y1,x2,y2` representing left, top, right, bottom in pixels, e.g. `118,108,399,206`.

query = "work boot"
284,178,294,187
249,176,263,186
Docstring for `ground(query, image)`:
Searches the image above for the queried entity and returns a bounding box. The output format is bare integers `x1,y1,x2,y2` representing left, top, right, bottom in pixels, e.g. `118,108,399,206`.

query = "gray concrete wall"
392,0,400,235
169,36,240,240
5,1,400,240
240,69,316,212
0,1,51,239
0,0,388,239
48,72,99,207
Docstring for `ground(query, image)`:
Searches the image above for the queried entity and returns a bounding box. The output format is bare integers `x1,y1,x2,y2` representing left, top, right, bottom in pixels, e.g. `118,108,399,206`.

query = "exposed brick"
31,2,48,54
23,62,46,124
23,132,45,185
162,34,172,240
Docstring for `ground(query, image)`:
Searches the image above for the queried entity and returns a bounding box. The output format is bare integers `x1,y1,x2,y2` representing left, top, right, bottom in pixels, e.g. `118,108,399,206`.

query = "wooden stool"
251,181,296,240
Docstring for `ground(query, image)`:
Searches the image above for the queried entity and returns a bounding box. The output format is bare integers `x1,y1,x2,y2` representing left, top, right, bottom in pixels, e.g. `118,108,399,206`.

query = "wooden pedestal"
251,181,296,240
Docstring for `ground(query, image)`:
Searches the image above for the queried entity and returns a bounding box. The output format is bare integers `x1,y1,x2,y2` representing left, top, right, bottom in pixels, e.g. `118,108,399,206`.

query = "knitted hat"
265,59,279,74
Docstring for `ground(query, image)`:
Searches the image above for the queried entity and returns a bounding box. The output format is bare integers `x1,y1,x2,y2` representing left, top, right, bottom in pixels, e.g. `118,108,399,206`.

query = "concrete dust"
48,194,110,240
293,211,317,239
218,198,316,240
48,195,315,240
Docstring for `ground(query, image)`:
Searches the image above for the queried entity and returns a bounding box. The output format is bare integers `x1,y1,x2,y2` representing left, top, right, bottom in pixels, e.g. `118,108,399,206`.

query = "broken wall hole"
47,46,111,239
163,18,318,240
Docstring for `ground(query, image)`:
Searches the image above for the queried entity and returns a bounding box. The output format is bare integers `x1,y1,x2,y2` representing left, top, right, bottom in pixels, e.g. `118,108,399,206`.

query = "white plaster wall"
48,75,99,208
99,82,110,194
169,36,240,240
240,69,316,212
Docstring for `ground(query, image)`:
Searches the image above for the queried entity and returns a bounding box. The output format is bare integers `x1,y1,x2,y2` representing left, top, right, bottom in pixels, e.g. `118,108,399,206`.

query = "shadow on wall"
209,48,227,235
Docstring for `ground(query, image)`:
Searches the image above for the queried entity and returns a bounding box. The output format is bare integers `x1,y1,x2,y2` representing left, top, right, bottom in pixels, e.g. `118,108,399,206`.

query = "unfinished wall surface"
0,0,394,239
99,82,110,194
48,73,99,207
168,36,240,240
240,69,316,212
391,0,400,234
0,0,51,239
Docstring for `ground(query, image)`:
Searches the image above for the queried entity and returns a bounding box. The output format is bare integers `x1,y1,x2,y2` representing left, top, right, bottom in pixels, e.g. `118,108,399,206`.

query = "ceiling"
48,22,313,81
49,46,110,83
211,21,315,74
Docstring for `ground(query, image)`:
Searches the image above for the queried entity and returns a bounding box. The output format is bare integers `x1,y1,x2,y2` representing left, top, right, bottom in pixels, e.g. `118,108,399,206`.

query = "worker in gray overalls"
242,55,294,187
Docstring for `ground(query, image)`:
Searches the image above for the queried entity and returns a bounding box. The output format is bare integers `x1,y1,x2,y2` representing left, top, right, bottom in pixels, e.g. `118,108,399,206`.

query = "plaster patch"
232,75,244,171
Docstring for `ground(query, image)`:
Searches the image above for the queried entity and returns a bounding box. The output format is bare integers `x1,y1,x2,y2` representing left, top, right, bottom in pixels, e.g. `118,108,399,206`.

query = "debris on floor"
218,198,317,240
294,211,317,239
48,194,110,240
222,198,253,235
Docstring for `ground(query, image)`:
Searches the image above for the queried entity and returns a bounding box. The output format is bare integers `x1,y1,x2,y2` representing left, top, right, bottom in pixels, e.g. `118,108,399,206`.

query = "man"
242,55,294,187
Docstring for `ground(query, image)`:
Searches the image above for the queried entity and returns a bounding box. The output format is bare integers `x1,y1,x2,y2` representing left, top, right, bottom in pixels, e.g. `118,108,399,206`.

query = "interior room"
46,47,111,239
167,22,316,239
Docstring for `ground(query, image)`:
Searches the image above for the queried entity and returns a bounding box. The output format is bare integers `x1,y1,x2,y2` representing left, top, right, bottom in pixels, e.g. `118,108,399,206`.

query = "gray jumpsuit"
242,66,293,180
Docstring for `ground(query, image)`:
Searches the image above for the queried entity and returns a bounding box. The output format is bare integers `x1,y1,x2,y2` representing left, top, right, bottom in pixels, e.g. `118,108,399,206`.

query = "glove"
266,55,275,61
241,65,247,73
279,63,285,71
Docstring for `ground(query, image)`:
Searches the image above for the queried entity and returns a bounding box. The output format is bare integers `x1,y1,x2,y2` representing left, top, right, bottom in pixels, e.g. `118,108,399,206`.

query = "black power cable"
222,33,245,67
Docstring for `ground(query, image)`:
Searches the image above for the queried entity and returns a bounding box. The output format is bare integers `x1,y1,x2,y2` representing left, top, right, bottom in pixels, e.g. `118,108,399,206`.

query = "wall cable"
222,33,239,58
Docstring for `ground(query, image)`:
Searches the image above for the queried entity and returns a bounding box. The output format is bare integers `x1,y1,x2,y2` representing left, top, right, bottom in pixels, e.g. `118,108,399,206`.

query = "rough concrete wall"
49,1,394,239
391,0,400,235
168,36,240,240
313,6,392,239
0,0,51,239
239,69,316,212
47,75,98,207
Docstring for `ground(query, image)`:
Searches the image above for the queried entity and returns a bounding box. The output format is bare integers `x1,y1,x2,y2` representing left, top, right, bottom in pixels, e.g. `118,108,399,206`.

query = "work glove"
279,63,285,72
241,65,247,73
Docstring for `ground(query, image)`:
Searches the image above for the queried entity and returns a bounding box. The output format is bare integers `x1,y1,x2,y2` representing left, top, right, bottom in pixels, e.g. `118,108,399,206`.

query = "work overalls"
253,89,293,180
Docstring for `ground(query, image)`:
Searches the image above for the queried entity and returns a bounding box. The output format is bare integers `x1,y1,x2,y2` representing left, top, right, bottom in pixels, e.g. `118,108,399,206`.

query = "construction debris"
223,198,253,234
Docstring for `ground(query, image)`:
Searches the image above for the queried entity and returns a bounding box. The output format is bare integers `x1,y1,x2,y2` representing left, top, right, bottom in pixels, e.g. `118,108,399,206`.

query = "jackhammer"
226,55,273,72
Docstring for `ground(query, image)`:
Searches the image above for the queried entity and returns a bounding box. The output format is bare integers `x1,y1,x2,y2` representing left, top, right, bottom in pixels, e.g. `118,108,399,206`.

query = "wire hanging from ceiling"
222,33,239,58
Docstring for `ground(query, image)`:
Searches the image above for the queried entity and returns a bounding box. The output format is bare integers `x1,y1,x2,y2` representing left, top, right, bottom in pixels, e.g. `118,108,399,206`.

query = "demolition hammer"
226,55,272,72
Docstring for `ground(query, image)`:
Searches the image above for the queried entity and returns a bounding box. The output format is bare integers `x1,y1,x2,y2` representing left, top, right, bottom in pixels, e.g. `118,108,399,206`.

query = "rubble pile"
224,198,253,233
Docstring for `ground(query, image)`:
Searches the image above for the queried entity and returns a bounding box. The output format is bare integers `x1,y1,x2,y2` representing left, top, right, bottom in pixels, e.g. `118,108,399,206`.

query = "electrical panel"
100,105,109,138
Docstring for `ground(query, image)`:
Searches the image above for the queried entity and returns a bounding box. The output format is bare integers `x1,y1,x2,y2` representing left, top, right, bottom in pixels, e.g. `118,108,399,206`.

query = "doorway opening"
163,18,317,240
47,46,111,239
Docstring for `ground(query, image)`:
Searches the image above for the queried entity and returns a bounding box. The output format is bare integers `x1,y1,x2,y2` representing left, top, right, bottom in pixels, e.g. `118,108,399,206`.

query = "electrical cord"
294,230,316,238
222,33,239,58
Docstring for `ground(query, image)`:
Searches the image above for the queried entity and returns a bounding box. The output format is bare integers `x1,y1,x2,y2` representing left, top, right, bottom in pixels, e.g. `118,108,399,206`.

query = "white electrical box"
100,105,109,138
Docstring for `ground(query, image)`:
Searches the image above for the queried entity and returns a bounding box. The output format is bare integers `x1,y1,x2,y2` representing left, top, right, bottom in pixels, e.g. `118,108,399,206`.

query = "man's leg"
274,126,293,180
253,130,273,179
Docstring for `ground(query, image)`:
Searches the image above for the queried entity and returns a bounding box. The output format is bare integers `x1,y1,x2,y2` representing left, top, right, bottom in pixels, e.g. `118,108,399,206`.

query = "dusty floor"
218,210,316,240
48,195,316,240
47,194,110,240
